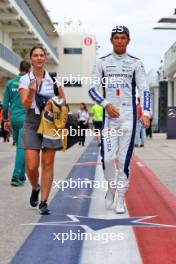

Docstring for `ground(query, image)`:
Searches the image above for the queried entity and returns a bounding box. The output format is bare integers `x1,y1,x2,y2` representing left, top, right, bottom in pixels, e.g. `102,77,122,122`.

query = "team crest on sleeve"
144,91,150,111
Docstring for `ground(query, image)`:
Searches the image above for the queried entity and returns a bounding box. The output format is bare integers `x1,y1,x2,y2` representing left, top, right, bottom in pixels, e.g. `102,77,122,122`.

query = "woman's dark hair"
80,103,88,112
29,46,46,58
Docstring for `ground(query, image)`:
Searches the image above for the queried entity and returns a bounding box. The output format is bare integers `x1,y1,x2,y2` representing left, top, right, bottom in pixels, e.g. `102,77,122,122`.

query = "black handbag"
35,73,60,111
29,72,58,112
66,113,79,149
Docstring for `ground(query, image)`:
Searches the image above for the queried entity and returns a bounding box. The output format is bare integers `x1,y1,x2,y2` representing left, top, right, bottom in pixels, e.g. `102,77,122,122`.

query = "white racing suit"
88,52,150,193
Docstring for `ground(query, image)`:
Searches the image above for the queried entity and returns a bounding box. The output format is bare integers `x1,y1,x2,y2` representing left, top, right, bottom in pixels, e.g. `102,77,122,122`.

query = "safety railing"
0,43,22,68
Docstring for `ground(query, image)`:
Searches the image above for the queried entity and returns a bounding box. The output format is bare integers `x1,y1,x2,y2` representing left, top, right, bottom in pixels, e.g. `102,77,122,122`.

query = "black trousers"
78,121,87,145
146,119,152,138
1,120,9,142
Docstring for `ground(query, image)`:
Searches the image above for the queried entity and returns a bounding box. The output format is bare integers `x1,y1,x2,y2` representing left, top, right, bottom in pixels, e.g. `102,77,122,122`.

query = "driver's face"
111,33,129,54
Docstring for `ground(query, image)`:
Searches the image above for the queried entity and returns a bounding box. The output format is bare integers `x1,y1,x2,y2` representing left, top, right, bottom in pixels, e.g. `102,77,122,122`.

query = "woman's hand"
29,80,37,93
58,86,66,103
44,101,52,111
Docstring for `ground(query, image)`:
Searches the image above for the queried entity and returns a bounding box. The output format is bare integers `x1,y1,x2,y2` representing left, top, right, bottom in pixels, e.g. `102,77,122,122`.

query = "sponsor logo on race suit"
108,83,129,89
106,136,112,152
144,91,150,111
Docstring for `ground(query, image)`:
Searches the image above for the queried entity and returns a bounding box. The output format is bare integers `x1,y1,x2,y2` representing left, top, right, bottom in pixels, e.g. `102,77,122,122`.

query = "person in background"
3,61,31,186
77,103,89,146
135,97,143,147
146,111,153,138
0,104,3,138
91,103,103,146
1,110,10,142
140,121,146,147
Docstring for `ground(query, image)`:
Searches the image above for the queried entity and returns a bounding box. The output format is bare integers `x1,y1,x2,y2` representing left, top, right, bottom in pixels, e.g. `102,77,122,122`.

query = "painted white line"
80,155,143,264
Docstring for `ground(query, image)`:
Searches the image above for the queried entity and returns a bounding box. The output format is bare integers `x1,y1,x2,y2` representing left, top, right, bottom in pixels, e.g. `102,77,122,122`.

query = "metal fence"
0,43,21,68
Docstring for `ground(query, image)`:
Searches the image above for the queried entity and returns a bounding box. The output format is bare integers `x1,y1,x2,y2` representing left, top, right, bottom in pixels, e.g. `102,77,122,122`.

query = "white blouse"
19,70,61,114
78,110,89,122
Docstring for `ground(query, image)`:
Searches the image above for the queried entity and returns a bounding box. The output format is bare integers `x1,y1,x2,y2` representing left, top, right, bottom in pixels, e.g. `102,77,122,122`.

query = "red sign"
84,37,93,46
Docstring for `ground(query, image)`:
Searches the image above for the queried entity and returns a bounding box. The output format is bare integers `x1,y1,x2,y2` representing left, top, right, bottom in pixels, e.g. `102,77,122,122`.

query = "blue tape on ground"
11,140,99,264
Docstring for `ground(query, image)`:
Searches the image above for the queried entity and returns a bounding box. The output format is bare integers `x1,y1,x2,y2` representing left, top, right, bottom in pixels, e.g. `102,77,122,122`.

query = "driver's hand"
143,116,150,128
105,103,120,118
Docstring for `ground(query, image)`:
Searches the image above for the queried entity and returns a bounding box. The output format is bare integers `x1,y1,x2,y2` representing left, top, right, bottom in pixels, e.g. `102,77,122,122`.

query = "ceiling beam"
10,33,34,38
0,14,20,21
0,26,29,33
0,2,13,9
13,39,40,44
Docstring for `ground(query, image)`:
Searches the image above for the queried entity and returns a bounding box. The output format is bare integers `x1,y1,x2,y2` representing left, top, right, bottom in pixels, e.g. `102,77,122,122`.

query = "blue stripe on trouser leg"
100,70,106,170
115,73,137,192
117,127,133,190
101,109,105,170
124,72,137,179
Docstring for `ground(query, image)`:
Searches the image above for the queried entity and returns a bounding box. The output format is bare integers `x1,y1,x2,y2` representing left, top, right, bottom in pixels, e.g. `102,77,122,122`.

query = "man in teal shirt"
3,61,31,186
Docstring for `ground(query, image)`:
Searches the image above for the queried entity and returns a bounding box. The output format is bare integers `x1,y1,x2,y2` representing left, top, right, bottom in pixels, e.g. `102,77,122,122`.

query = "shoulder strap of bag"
49,73,59,96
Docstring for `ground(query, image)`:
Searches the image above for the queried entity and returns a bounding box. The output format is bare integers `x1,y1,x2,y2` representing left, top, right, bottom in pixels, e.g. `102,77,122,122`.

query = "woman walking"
20,46,66,214
77,103,89,146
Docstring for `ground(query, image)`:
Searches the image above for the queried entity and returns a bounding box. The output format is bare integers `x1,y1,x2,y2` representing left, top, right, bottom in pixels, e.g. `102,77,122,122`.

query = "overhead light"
153,26,176,30
154,9,176,30
158,17,176,23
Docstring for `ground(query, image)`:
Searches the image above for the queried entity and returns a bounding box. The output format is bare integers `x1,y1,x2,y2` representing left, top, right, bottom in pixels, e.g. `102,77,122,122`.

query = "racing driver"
88,26,150,214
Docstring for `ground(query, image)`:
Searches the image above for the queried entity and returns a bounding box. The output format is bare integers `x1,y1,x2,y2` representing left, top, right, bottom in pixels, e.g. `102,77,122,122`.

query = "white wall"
56,31,96,105
0,29,12,49
174,80,176,106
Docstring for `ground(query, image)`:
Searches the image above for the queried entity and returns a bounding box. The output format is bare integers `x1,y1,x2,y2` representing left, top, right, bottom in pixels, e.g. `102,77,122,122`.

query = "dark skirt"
20,109,62,150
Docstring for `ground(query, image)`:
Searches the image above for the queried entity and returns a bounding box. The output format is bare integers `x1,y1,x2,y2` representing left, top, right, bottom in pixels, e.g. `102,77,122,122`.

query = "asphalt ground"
0,133,176,263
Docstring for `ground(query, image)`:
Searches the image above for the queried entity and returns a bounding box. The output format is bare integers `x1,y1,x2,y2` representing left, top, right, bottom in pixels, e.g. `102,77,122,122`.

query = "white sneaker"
115,194,126,214
105,189,115,209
